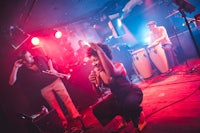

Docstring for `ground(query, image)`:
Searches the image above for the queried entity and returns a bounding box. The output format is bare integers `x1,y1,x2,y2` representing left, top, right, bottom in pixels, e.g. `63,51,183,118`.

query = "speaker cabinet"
8,26,30,49
33,110,64,133
92,94,121,126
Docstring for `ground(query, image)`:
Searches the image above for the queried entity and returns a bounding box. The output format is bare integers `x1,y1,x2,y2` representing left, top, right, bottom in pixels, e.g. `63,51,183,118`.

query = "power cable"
145,87,199,119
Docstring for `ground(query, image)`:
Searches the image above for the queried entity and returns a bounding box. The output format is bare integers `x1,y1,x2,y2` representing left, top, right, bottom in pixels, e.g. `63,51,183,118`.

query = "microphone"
92,72,102,94
91,70,99,87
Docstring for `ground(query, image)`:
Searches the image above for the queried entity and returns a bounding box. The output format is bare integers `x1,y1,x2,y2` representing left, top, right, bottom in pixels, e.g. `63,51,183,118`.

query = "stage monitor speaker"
108,18,125,38
92,94,121,126
33,110,64,133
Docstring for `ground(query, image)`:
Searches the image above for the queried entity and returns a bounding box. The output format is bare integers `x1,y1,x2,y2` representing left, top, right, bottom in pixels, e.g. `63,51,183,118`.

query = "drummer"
147,21,176,72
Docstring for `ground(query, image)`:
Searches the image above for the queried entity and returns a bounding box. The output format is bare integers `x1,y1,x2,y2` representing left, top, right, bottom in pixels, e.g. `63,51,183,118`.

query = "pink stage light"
55,31,62,39
31,37,40,45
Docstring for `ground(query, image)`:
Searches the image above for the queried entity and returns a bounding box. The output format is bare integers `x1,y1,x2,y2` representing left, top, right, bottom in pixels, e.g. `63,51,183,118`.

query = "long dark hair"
87,43,112,60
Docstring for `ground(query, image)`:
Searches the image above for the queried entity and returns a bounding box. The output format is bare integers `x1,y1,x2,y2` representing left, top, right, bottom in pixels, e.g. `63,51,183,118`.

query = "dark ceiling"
0,0,199,40
0,0,131,33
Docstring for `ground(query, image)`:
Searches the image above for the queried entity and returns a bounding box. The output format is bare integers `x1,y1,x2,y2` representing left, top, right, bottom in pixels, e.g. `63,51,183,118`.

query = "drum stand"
179,8,200,73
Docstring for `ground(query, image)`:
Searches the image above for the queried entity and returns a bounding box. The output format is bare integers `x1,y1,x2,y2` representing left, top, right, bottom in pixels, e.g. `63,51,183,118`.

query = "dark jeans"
162,44,177,69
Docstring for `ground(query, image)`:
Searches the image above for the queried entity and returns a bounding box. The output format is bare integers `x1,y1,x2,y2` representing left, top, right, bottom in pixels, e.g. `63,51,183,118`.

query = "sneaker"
70,126,82,132
138,121,147,131
62,121,68,130
63,129,70,133
138,111,147,131
117,121,127,130
74,114,86,120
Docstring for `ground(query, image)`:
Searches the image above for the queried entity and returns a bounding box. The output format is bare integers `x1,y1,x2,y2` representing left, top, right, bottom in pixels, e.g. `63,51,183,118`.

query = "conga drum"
132,48,153,78
148,43,169,73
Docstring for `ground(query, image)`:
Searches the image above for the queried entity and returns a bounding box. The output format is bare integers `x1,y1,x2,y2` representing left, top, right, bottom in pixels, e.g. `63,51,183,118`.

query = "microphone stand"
163,0,189,71
179,8,200,57
179,8,200,73
166,11,189,67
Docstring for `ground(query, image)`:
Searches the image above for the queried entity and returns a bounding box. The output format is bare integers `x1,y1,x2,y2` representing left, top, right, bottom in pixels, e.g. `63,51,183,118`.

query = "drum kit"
131,43,169,79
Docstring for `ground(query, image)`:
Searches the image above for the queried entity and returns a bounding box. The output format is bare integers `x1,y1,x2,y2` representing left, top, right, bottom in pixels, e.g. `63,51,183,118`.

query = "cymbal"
165,10,179,19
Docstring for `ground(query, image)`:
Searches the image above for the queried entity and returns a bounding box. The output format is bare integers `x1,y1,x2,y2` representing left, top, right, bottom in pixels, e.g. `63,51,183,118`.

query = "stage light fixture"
31,37,40,45
54,30,62,39
144,37,150,43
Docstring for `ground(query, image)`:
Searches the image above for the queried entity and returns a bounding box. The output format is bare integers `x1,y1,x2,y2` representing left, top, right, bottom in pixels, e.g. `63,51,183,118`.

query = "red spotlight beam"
32,45,47,57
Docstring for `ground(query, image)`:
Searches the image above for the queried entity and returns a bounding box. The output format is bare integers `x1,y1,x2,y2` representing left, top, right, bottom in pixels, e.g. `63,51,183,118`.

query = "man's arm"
154,26,167,43
48,59,57,73
149,26,167,46
9,59,23,85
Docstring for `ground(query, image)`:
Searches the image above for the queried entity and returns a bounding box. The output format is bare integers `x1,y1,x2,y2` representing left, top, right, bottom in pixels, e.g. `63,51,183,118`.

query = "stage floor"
68,58,200,133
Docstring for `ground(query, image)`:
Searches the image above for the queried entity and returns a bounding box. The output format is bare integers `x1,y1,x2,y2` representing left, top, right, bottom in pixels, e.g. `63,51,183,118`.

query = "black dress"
93,74,143,127
108,75,143,122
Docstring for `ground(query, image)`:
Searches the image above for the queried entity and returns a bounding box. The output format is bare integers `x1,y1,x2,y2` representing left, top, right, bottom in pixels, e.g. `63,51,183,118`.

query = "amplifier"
33,110,64,133
92,94,121,126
